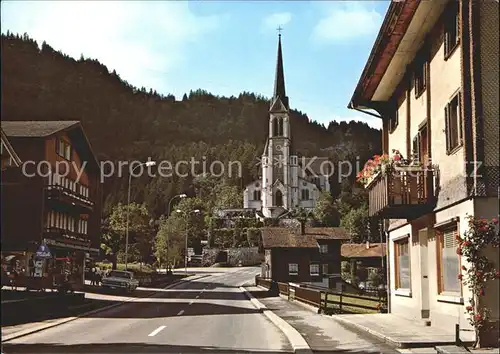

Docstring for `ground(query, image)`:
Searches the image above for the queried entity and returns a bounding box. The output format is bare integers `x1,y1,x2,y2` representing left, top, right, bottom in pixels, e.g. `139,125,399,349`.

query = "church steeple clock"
261,31,298,216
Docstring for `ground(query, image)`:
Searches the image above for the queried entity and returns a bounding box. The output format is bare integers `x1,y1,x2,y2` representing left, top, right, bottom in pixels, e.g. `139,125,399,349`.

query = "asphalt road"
2,267,292,354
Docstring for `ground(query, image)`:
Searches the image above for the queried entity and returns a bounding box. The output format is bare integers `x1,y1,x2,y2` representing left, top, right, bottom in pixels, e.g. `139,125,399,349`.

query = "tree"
155,215,185,269
105,202,154,266
340,204,382,243
313,191,340,227
214,183,242,211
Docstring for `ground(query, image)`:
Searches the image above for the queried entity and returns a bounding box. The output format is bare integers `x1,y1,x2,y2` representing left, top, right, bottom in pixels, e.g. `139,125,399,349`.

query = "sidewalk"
245,286,400,353
330,313,475,348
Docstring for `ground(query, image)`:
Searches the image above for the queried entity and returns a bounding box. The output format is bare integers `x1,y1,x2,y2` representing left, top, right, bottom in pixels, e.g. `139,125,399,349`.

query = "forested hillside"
1,32,381,218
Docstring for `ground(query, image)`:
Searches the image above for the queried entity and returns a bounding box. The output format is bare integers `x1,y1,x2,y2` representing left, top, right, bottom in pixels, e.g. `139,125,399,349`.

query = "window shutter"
457,92,463,144
445,105,450,153
412,135,420,162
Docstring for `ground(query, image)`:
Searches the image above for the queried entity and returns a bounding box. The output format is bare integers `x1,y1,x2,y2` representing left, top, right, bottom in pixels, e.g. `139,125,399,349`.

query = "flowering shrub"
457,216,500,345
356,149,408,186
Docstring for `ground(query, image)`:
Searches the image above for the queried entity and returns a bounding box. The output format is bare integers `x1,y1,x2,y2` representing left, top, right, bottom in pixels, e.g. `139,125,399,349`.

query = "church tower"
261,33,299,218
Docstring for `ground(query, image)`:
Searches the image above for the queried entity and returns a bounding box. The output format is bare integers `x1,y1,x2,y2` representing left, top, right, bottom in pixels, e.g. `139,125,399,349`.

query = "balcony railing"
367,166,436,219
44,185,94,211
43,227,90,247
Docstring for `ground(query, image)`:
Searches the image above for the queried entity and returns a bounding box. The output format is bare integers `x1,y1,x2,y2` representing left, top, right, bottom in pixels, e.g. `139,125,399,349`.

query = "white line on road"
148,326,166,337
177,310,184,316
189,300,194,305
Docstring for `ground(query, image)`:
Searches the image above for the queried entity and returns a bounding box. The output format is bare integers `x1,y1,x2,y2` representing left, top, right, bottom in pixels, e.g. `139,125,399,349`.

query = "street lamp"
125,160,156,270
165,194,187,274
176,208,200,274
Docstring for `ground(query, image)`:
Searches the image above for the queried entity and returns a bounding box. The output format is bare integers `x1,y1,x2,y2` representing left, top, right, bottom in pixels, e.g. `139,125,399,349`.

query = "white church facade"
243,34,331,218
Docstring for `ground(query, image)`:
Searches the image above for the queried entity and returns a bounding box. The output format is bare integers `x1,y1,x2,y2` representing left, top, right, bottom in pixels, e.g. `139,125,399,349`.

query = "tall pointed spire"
272,32,289,110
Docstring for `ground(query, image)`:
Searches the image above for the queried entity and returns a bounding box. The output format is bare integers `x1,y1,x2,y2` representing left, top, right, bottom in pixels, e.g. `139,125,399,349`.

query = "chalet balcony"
366,166,436,219
43,227,91,248
44,185,94,212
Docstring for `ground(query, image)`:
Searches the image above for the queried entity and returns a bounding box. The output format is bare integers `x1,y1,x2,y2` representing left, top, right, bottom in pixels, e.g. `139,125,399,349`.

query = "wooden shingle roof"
261,227,350,249
341,243,386,258
1,121,80,137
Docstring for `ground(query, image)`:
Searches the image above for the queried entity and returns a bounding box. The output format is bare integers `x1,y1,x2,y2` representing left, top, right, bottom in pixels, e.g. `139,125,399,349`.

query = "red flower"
463,241,471,247
480,288,485,296
461,265,467,271
475,271,482,277
456,247,463,255
466,305,473,311
492,218,498,224
496,271,500,279
457,274,463,280
393,155,401,161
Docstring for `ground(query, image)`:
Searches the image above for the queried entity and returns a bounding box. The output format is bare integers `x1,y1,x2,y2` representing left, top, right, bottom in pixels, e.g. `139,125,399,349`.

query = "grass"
322,292,383,314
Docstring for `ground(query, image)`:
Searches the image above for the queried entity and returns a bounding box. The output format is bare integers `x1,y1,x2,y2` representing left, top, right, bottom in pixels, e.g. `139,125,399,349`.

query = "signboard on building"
35,243,52,259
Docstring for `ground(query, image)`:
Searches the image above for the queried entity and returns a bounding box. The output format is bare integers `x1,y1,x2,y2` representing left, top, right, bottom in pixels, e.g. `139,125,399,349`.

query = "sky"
1,1,390,129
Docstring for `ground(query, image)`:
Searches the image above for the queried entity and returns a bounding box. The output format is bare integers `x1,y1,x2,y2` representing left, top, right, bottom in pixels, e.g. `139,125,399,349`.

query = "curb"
2,274,207,342
239,287,313,354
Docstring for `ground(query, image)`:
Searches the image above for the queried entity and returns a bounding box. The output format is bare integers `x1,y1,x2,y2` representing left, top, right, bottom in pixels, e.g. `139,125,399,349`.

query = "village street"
2,267,400,354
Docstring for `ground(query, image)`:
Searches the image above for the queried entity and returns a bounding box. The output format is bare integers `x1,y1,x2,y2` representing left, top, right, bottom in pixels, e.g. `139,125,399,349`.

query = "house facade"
341,242,387,275
243,34,331,218
348,0,498,344
261,225,349,288
1,121,102,289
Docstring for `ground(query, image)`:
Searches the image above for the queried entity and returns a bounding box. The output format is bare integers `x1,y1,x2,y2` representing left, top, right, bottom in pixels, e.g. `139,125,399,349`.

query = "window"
414,58,427,98
290,156,298,165
301,189,309,200
253,190,261,201
56,138,72,160
310,263,319,276
319,244,328,253
322,264,329,275
444,1,459,59
394,237,411,290
389,108,399,134
288,263,298,275
437,225,462,294
445,92,463,153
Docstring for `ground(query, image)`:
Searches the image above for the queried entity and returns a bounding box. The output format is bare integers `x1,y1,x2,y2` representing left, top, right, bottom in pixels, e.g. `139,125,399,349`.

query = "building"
1,127,22,169
341,242,387,284
261,225,349,287
348,0,498,345
243,34,331,218
1,121,102,289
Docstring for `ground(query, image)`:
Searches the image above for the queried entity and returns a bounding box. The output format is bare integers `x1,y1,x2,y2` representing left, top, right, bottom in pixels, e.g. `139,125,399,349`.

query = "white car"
101,270,139,293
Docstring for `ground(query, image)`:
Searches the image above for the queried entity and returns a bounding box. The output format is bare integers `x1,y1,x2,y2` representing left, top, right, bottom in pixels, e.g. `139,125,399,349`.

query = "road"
2,267,292,353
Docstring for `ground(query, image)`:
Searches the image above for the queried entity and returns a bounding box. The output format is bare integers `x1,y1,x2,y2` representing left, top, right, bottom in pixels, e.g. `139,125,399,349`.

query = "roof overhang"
348,0,449,111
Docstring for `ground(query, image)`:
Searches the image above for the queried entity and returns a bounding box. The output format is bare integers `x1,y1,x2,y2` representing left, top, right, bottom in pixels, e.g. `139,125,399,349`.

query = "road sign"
35,243,52,259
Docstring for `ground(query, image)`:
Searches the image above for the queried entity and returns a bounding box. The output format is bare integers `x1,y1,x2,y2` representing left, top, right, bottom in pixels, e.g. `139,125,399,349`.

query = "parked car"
101,270,139,293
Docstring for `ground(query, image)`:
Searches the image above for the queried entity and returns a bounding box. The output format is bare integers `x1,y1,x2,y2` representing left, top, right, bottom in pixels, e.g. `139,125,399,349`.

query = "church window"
272,117,283,137
275,190,283,206
253,190,261,201
301,189,309,200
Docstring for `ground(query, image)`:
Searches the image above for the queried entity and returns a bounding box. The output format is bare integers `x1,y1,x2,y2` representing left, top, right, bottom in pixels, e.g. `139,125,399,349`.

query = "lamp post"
125,160,156,270
176,209,200,275
165,194,187,274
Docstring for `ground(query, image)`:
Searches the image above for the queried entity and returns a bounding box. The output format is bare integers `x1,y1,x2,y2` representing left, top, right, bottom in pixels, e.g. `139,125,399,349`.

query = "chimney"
366,241,370,249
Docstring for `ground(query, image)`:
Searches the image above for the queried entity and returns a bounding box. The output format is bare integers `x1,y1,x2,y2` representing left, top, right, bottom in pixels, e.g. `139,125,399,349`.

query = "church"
243,33,331,218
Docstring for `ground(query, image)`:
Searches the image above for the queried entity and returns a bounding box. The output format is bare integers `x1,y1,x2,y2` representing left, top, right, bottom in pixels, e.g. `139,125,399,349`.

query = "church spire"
272,30,289,110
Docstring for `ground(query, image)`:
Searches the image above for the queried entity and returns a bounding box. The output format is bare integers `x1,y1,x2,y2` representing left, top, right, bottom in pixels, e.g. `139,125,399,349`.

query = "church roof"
271,34,289,111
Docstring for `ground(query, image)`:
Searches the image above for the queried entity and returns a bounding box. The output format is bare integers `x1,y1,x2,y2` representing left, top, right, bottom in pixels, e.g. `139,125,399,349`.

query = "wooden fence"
255,276,386,314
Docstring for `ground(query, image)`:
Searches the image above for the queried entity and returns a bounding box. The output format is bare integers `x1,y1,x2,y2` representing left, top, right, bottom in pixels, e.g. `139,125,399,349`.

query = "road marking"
189,300,194,305
195,295,200,299
148,326,166,337
177,310,184,316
